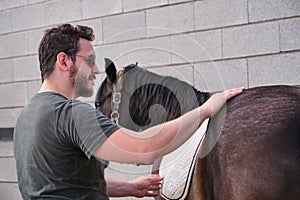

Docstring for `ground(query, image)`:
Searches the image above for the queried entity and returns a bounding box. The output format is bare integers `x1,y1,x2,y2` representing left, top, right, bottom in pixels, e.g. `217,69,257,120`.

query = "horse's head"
95,58,124,120
95,58,210,131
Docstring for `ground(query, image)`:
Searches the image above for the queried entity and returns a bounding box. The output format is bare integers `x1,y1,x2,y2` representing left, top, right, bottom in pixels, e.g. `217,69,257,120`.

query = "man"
14,24,243,199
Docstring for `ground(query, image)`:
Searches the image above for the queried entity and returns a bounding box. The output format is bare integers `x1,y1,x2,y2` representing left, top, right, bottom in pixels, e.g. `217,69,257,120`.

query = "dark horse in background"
96,58,300,200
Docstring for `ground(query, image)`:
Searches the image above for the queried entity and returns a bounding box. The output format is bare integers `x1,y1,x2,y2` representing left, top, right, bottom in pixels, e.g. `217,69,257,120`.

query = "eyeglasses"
75,54,96,68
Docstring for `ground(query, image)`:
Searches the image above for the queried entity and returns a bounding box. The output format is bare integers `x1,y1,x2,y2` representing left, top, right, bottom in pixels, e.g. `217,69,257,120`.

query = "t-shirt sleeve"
68,101,120,159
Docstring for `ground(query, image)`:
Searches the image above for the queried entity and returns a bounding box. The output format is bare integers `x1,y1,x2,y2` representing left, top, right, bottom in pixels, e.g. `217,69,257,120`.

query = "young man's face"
73,38,99,98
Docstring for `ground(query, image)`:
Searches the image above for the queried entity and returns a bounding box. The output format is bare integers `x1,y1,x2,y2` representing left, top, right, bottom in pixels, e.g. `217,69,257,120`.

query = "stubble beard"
72,66,95,98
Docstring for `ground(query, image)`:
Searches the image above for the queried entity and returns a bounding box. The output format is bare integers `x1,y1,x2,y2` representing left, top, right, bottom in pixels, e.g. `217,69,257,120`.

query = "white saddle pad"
159,119,209,200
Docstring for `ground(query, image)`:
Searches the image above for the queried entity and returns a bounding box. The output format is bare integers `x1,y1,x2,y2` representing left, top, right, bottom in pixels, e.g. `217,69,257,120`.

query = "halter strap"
111,70,124,125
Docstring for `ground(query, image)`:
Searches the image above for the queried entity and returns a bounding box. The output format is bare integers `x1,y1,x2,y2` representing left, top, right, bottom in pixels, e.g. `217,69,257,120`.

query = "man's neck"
39,78,75,100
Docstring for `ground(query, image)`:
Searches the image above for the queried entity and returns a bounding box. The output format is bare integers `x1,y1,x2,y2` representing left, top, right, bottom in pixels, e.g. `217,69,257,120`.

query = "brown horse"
95,58,300,200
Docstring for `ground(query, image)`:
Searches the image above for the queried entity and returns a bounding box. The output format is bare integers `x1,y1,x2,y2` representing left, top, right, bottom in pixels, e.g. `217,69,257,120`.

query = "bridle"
110,70,124,125
95,63,136,125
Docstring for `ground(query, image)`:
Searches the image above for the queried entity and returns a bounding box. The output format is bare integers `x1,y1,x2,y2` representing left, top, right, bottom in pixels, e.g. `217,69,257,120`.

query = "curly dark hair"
38,24,95,82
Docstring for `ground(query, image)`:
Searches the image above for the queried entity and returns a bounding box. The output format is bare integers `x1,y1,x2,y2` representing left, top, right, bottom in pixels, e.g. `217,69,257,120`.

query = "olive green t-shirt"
14,92,119,199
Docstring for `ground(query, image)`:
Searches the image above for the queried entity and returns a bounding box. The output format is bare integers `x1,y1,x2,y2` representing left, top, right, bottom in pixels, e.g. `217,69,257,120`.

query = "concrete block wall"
0,0,299,199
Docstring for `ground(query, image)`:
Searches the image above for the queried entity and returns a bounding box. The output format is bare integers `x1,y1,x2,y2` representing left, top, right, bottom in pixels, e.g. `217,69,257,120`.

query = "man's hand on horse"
203,87,245,118
129,174,164,198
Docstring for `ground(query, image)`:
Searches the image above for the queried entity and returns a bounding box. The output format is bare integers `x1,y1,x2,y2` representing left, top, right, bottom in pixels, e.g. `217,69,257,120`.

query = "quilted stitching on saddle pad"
159,119,209,200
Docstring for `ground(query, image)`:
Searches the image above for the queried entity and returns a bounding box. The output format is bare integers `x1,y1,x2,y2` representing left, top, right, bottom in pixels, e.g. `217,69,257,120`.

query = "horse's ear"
104,58,117,83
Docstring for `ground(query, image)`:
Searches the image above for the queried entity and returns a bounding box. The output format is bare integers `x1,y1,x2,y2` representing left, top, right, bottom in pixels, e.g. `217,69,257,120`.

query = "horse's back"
203,85,300,200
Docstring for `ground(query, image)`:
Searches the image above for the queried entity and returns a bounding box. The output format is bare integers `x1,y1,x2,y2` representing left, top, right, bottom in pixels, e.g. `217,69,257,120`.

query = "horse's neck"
125,69,210,129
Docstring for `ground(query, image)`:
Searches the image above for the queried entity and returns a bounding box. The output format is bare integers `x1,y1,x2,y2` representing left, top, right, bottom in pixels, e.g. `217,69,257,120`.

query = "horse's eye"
95,102,101,109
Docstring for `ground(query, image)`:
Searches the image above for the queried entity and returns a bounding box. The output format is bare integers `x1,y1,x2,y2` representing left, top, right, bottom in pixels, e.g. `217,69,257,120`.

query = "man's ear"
56,52,72,71
104,58,116,83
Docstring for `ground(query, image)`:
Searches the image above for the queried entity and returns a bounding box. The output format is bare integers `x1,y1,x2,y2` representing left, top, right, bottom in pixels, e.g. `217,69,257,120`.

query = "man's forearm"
106,178,134,197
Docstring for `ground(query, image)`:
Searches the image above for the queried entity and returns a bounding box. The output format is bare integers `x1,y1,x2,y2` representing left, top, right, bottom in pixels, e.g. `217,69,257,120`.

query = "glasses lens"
87,55,95,68
76,55,95,68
